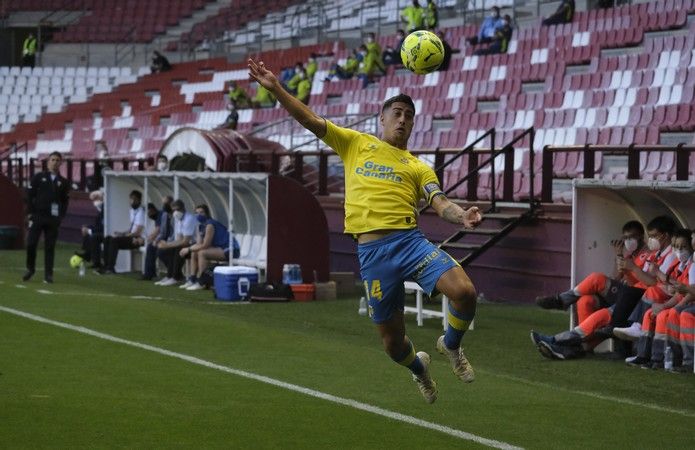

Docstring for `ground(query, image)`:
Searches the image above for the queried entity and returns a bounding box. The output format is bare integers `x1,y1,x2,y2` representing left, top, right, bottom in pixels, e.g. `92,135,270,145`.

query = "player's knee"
449,281,477,306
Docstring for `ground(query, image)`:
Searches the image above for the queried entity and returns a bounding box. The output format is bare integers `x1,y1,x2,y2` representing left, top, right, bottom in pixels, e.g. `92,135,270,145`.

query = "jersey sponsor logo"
355,161,403,182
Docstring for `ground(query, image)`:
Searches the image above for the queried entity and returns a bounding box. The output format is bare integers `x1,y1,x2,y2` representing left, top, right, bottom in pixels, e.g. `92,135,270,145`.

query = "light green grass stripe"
0,305,523,450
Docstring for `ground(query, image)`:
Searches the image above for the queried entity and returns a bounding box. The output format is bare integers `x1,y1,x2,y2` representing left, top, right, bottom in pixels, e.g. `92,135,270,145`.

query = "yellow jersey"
321,119,443,235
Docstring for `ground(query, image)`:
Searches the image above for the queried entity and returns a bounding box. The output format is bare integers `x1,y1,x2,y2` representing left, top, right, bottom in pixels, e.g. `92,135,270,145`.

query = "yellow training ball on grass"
70,254,83,269
400,30,445,75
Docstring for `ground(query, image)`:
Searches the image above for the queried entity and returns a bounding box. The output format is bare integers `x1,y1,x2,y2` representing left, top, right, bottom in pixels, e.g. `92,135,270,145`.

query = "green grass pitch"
0,244,693,449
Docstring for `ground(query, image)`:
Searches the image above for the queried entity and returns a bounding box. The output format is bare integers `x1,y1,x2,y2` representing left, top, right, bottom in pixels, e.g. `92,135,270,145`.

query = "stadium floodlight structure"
103,170,330,283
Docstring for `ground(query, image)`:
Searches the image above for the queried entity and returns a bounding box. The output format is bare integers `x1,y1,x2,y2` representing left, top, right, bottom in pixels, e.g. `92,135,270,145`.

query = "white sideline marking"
490,372,695,419
36,290,53,295
15,284,26,288
0,306,521,450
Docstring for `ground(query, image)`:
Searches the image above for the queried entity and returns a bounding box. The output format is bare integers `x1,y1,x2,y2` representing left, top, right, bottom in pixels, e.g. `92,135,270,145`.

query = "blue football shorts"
357,228,460,324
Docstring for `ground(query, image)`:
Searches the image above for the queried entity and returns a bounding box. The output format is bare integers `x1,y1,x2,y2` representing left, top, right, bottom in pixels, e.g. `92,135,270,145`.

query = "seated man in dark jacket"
542,0,575,26
76,190,104,269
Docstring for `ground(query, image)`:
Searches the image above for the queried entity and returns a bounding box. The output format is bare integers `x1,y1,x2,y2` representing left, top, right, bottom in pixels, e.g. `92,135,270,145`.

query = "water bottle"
358,297,367,316
292,265,302,284
664,345,673,371
282,264,291,284
79,261,86,277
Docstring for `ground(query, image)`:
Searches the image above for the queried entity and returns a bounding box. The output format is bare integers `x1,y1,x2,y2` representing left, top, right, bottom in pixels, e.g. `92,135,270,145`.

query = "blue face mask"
196,214,207,223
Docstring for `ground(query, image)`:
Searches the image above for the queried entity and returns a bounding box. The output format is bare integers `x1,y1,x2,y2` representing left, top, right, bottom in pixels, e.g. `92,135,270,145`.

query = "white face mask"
676,249,692,263
647,237,661,251
624,238,638,252
157,162,168,171
93,200,103,210
173,210,183,220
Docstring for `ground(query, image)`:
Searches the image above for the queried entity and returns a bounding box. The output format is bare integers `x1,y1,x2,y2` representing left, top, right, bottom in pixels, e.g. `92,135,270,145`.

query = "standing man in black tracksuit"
24,151,70,283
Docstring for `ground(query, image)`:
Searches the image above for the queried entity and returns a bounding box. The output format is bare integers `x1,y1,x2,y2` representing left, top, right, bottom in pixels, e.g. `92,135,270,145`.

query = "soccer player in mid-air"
248,58,482,403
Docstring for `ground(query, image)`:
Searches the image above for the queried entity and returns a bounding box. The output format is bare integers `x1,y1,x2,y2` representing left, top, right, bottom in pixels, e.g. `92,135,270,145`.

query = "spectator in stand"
531,216,678,360
24,152,70,283
357,45,379,88
436,30,453,71
401,0,425,33
395,29,406,53
221,100,239,130
156,154,169,171
150,51,172,73
22,32,37,68
324,51,359,81
473,14,513,56
227,81,250,109
251,83,277,108
467,6,502,46
626,228,694,370
382,45,399,66
542,0,575,26
425,0,438,30
295,69,312,104
306,53,318,80
279,65,296,85
285,62,305,95
76,190,105,270
98,190,145,275
156,199,196,286
179,204,240,291
142,199,173,281
365,32,386,75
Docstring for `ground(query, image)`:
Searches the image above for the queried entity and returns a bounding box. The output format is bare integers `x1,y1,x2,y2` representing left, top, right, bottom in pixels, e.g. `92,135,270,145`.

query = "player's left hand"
462,207,482,229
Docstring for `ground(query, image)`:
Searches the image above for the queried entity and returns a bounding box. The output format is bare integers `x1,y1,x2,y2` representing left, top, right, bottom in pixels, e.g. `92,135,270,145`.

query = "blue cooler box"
213,266,258,301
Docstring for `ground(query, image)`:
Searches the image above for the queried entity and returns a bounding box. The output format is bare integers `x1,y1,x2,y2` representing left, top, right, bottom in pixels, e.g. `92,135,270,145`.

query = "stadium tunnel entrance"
159,127,287,172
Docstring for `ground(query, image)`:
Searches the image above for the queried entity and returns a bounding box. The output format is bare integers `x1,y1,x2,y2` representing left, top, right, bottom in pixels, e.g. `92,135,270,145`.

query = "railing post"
503,145,514,201
675,143,688,180
468,151,478,202
30,157,37,179
529,128,535,204
7,158,13,183
583,144,595,178
318,150,328,196
80,159,87,191
66,159,74,187
270,151,280,175
541,146,553,203
490,129,496,211
293,152,304,184
627,144,639,179
433,147,445,183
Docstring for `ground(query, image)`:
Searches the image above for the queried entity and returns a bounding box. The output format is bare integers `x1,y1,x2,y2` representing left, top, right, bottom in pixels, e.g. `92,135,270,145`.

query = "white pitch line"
36,290,53,295
0,306,521,450
489,371,695,418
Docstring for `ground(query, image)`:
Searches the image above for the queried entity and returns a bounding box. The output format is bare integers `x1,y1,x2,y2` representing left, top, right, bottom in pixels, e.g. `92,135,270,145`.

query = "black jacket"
27,171,70,220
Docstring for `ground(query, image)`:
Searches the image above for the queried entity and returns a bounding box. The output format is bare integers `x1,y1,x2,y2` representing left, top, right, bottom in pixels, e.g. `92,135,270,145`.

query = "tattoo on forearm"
442,204,462,224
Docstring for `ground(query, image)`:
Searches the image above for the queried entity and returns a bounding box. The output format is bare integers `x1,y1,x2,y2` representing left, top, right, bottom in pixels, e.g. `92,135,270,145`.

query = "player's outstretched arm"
431,194,482,229
248,58,326,138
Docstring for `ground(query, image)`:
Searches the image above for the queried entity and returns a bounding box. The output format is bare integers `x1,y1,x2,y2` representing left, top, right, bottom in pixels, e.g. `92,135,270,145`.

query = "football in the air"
69,254,83,269
400,30,445,75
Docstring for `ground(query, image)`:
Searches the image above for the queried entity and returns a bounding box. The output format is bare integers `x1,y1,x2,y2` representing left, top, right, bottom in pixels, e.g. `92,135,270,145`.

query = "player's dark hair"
129,190,142,201
382,94,416,114
622,220,644,236
646,215,677,235
157,154,168,162
147,202,157,212
673,228,692,246
195,204,211,217
171,199,185,211
48,151,62,159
